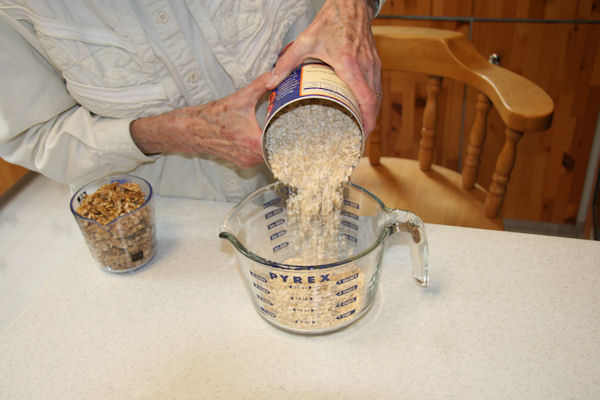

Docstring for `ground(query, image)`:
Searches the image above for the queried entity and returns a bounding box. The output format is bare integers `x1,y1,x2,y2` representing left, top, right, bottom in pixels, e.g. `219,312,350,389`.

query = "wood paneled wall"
381,0,600,19
374,0,600,225
0,159,28,197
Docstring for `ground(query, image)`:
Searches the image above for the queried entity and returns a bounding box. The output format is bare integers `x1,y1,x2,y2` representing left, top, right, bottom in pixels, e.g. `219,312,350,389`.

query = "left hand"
267,0,382,135
130,72,271,168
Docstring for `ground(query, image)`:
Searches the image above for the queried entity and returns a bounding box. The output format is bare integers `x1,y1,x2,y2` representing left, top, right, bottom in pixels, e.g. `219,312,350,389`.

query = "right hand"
130,72,272,169
266,0,382,135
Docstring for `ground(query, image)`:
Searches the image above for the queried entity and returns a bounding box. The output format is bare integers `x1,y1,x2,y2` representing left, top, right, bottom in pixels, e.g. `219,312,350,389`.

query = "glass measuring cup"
220,182,428,334
70,175,156,273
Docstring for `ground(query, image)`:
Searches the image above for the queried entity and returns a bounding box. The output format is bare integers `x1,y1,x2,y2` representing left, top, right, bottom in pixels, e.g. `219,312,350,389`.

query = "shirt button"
188,71,199,82
157,11,169,23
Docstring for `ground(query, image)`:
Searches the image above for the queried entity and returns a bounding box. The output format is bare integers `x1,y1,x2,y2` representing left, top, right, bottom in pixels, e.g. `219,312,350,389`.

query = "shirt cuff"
95,117,157,162
372,0,383,16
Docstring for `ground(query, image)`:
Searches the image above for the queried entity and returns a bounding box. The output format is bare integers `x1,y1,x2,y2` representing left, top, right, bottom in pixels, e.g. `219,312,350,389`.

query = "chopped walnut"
76,182,146,225
74,181,155,272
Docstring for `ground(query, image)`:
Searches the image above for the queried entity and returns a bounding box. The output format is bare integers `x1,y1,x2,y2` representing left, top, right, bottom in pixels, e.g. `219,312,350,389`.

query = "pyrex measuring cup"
219,182,429,334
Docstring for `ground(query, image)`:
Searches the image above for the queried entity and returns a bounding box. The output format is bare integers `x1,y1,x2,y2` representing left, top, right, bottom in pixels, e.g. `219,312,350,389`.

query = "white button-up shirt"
0,0,320,201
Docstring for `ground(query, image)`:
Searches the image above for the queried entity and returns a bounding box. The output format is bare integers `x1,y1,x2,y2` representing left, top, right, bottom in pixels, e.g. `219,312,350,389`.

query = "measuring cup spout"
384,209,429,287
219,214,242,252
219,203,257,262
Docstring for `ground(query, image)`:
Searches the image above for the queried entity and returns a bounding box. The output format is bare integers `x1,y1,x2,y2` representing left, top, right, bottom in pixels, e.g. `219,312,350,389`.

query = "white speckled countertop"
1,196,599,399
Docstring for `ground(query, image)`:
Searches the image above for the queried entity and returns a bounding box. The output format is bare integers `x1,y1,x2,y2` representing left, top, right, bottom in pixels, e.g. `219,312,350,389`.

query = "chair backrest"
368,26,554,218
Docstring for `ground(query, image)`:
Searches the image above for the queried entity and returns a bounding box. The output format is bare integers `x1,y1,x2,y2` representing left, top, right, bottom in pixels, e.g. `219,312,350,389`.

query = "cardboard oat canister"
261,59,365,168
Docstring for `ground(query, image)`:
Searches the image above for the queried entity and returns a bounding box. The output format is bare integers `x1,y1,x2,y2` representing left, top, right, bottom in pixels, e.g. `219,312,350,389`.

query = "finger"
363,55,383,135
239,72,272,104
267,40,313,89
334,61,379,134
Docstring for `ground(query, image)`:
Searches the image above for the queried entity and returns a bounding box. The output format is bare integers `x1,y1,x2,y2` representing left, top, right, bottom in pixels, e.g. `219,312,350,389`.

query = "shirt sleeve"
0,14,155,185
374,0,385,16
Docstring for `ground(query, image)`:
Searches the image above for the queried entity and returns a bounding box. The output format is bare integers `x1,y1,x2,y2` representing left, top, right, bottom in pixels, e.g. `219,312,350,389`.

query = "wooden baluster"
485,128,524,217
418,76,442,171
368,118,382,166
368,71,390,166
463,92,492,189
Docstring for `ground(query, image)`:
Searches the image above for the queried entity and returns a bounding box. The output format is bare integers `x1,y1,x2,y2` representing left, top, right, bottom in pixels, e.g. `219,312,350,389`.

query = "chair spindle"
418,76,442,171
367,120,382,165
485,127,524,217
463,92,492,189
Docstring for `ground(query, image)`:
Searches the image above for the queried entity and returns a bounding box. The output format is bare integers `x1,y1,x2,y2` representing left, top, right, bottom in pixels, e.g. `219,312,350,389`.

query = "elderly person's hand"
130,73,271,169
267,0,382,135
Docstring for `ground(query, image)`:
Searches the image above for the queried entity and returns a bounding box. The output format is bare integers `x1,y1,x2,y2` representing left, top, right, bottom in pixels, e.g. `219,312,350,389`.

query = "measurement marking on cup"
341,220,358,230
256,294,273,305
337,285,358,296
341,210,359,220
260,307,276,318
290,296,313,301
265,208,283,219
253,282,270,294
272,242,289,252
336,309,356,320
294,319,318,326
292,307,315,313
76,191,87,203
267,218,285,230
341,233,357,243
250,270,267,283
343,199,360,209
337,297,357,308
270,230,287,241
263,197,281,208
336,273,359,285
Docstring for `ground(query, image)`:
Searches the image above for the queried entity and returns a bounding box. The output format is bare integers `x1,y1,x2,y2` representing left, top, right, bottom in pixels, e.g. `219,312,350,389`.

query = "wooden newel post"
418,76,442,171
463,92,492,189
485,127,523,217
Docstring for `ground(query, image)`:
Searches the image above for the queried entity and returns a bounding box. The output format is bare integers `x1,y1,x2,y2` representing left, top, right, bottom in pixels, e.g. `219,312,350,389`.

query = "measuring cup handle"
386,209,429,287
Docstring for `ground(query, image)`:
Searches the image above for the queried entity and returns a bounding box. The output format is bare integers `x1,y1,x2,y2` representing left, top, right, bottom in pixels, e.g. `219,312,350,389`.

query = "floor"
0,173,82,333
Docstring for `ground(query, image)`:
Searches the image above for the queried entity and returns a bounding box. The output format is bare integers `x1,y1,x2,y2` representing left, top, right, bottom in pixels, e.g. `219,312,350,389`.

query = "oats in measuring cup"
262,265,364,330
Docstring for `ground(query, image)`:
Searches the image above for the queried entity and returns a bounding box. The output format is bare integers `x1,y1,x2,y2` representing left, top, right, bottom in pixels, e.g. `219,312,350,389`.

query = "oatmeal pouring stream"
264,100,362,265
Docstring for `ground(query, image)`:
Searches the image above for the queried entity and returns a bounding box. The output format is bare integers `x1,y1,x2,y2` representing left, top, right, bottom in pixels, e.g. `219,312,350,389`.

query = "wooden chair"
351,26,554,230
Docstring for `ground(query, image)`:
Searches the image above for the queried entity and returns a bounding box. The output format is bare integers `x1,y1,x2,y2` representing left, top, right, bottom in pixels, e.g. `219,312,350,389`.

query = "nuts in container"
70,175,156,273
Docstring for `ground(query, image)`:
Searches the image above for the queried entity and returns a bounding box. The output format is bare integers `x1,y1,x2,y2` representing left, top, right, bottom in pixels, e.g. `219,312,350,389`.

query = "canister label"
265,61,363,129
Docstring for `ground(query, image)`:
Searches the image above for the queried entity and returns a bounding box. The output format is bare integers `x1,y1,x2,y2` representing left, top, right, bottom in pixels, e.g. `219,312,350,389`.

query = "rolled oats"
265,99,362,265
262,99,364,329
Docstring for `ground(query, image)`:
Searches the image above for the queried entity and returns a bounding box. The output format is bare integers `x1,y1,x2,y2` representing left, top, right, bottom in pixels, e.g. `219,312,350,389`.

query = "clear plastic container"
220,182,429,334
70,175,156,273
